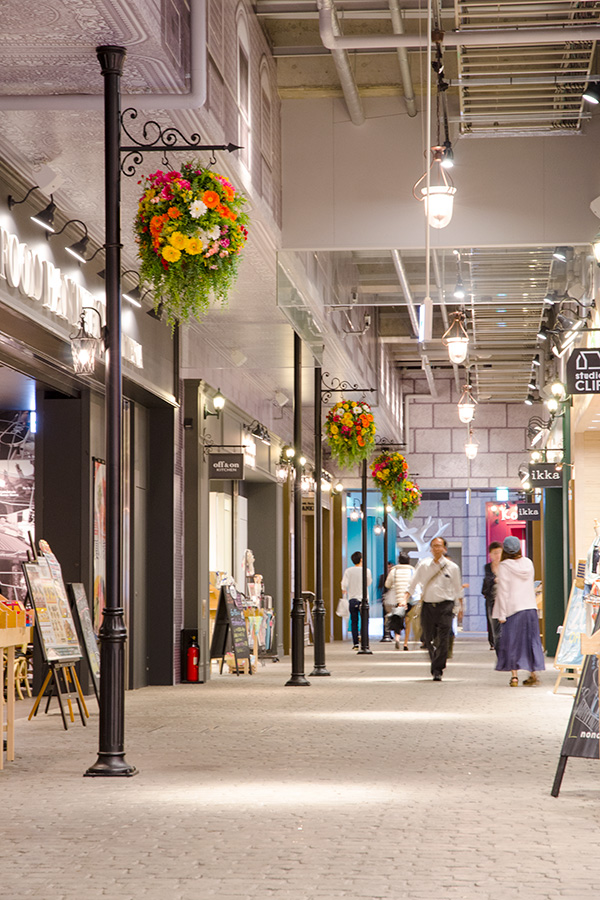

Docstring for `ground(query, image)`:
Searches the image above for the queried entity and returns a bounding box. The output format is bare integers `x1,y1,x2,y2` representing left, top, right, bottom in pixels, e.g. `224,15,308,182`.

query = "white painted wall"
282,96,600,250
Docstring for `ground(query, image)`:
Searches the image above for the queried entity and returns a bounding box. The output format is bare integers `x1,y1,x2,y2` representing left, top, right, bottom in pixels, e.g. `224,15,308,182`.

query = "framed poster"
93,458,106,631
23,559,81,663
68,582,100,701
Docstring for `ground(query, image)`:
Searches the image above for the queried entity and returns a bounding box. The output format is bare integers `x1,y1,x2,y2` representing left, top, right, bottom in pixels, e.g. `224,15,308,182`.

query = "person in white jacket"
492,535,545,686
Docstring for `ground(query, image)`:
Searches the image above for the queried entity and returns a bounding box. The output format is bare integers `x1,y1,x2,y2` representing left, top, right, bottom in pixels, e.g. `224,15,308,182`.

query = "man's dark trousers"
421,599,454,677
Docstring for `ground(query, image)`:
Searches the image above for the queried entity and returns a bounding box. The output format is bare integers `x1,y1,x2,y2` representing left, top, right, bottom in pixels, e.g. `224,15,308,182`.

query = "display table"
1,624,29,768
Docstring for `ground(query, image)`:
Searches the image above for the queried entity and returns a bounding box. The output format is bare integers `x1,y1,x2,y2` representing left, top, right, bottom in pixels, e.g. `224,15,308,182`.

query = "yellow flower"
162,245,181,262
169,231,188,250
330,425,339,435
351,401,357,407
186,237,204,255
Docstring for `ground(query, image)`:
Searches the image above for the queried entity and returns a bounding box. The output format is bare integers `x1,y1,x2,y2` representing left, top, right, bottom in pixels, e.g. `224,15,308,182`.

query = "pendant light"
457,383,477,424
465,428,479,460
442,310,469,364
413,147,456,229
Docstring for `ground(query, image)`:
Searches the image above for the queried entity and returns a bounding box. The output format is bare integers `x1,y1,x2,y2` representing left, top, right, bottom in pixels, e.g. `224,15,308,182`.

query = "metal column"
310,364,330,676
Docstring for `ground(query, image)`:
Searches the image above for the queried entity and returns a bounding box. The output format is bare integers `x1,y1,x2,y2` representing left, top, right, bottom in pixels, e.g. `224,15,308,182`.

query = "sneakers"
432,673,442,681
352,644,359,650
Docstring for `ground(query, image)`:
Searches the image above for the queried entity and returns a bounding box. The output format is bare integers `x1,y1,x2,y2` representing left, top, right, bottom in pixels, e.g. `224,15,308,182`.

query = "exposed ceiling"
258,0,600,401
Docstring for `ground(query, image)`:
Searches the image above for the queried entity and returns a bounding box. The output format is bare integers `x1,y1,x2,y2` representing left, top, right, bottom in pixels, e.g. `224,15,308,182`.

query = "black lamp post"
85,45,137,777
380,505,393,642
357,458,373,655
286,332,310,686
310,364,330,676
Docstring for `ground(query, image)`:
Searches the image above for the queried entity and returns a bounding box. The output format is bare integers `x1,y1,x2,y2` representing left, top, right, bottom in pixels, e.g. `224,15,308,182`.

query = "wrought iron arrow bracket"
119,107,242,176
320,372,376,405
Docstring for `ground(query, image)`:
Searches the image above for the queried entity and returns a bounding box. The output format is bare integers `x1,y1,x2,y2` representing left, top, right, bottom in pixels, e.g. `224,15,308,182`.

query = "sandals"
523,674,539,686
509,676,519,687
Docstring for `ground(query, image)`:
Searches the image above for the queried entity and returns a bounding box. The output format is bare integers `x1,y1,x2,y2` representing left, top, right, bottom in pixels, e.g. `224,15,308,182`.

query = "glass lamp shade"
464,437,479,460
420,185,456,229
71,335,99,374
546,397,559,413
457,401,476,424
446,336,469,364
213,390,225,411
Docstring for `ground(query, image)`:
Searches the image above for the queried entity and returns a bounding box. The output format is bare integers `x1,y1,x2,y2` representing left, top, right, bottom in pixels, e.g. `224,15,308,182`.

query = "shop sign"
566,348,600,394
0,223,143,369
528,463,562,487
208,452,245,480
516,503,541,520
302,494,315,512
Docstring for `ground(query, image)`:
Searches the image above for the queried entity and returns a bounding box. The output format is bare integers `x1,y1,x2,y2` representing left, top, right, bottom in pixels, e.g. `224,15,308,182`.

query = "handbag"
336,597,349,618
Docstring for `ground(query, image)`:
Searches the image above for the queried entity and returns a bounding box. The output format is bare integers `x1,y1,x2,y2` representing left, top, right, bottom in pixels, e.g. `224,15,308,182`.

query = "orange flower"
357,436,365,446
167,206,182,218
202,190,220,208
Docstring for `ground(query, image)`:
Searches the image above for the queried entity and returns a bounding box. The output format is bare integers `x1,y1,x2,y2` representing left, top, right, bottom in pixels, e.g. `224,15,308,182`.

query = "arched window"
236,7,251,173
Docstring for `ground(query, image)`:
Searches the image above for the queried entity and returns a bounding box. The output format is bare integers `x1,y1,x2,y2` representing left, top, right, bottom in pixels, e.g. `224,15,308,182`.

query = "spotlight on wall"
583,82,600,105
552,246,571,262
29,195,57,232
250,421,271,446
46,219,102,264
441,140,454,170
524,394,534,406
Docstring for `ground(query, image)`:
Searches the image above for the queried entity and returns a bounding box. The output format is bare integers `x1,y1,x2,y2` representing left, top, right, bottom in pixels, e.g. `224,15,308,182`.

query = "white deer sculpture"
388,514,450,562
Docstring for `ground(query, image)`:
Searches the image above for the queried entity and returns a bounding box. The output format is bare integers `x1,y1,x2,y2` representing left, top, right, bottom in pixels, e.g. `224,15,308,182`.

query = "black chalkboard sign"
68,583,100,704
209,585,251,675
551,614,600,796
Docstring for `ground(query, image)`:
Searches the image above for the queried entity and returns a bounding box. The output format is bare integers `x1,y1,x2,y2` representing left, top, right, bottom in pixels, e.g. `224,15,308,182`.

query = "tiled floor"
2,635,597,899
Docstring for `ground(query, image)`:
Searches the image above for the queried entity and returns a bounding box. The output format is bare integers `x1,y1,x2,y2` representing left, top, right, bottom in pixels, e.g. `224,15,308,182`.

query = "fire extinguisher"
187,635,200,682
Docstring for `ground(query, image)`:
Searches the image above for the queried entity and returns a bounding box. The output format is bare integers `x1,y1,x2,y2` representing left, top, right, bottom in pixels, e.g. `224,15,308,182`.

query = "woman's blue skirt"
495,608,545,673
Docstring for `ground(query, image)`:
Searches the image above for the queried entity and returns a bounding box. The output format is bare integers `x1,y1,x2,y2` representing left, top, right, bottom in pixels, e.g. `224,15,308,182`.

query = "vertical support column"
357,458,373,655
380,506,392,641
86,46,137,777
286,333,310,686
311,365,330,676
543,486,564,657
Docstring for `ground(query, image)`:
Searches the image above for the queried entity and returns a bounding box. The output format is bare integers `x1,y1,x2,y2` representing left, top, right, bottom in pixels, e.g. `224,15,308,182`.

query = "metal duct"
388,0,417,117
318,0,365,126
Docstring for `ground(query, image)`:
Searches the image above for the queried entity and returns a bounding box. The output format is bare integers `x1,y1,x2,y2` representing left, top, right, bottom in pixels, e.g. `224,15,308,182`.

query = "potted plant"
324,400,376,469
370,451,421,519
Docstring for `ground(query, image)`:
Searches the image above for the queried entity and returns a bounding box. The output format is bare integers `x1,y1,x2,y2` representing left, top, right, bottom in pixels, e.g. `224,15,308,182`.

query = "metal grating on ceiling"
455,0,600,135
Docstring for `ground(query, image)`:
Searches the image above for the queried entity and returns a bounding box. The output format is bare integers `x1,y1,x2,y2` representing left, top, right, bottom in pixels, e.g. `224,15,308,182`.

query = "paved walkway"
3,635,598,900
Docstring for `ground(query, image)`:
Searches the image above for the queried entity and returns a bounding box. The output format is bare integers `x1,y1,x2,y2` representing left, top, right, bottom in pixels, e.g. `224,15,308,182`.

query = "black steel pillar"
85,46,137,776
310,364,330,676
380,506,392,642
357,458,373,655
286,332,310,685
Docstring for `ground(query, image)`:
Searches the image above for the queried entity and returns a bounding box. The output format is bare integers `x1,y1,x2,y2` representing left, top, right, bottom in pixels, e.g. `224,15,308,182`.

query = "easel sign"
68,583,100,704
209,584,251,675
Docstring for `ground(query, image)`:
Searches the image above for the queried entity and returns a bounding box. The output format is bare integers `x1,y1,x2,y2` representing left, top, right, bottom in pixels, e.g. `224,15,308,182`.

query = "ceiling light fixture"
552,246,571,262
524,394,534,406
537,325,548,341
441,140,454,170
442,310,469,364
457,383,477,424
413,146,456,229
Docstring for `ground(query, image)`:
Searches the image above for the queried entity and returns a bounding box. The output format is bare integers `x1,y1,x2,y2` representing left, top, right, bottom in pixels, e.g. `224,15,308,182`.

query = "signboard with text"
208,453,245,480
516,503,541,520
528,463,562,488
567,348,600,395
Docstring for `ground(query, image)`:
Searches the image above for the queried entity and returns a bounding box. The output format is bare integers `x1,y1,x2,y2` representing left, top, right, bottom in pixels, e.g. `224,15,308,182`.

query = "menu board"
209,584,251,671
23,558,81,663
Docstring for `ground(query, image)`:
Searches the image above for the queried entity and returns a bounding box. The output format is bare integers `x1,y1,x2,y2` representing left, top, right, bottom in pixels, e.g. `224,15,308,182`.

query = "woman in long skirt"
492,535,545,686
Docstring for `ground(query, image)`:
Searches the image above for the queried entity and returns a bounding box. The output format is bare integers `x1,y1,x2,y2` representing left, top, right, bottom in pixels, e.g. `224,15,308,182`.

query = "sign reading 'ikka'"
528,464,562,487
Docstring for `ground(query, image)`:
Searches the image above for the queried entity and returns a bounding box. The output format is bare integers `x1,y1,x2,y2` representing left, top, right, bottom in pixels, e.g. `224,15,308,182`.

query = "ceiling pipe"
317,3,600,49
388,0,417,117
391,249,420,337
318,0,365,125
0,0,207,110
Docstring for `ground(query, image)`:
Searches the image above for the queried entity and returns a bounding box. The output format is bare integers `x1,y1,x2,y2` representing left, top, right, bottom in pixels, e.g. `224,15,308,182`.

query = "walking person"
405,536,462,681
385,552,415,650
341,550,372,650
492,535,545,686
482,541,502,652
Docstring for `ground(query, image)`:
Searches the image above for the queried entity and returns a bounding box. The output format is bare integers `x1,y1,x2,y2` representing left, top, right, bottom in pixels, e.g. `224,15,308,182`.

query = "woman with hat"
492,535,545,686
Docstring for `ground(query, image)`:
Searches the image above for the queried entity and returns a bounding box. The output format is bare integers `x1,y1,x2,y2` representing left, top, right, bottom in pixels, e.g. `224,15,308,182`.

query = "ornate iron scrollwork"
119,107,242,176
320,371,376,405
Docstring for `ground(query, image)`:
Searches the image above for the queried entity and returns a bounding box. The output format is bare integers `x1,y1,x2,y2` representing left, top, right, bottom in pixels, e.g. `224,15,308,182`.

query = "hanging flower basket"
134,162,249,327
370,451,421,520
324,400,376,470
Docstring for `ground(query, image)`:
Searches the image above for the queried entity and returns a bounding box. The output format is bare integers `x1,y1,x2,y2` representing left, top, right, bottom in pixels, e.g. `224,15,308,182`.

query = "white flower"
189,199,208,219
208,226,221,240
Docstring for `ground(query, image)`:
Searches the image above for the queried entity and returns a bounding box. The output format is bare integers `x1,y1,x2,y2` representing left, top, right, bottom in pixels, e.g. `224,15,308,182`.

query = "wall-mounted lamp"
46,219,102,264
348,499,362,522
373,517,385,536
122,270,150,308
249,421,271,446
203,388,225,419
583,82,600,105
8,187,57,233
332,480,344,494
69,307,106,374
442,310,469,364
552,246,572,263
283,445,295,460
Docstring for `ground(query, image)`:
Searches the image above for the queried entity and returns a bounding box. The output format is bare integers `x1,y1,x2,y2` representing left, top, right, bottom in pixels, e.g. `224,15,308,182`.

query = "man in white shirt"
405,536,462,681
341,551,372,650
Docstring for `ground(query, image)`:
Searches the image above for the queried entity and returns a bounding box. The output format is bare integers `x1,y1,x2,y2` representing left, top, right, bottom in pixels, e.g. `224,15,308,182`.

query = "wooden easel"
28,660,88,730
